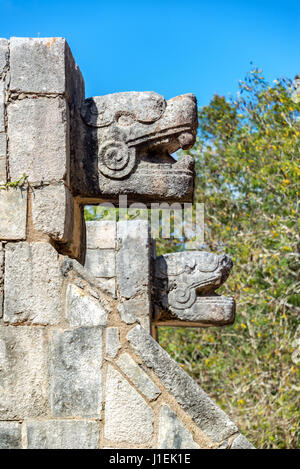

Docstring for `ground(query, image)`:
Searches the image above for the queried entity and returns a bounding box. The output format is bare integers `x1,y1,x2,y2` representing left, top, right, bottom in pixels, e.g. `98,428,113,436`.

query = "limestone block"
0,243,3,281
0,188,27,240
0,132,6,154
4,242,62,325
116,220,150,299
116,353,161,401
0,132,7,184
0,422,22,449
128,325,238,443
118,302,138,325
96,277,116,296
106,327,120,358
0,39,8,76
32,183,73,242
86,220,116,249
26,420,99,449
50,327,102,418
66,283,108,327
0,326,48,419
0,79,5,132
10,37,67,94
231,433,255,449
104,366,154,444
0,159,5,184
118,296,150,331
84,249,115,278
0,244,3,317
158,405,200,449
7,97,69,183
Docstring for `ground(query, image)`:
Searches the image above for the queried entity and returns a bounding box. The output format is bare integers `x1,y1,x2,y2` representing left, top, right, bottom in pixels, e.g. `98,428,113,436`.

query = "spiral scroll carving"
98,140,136,179
168,287,197,310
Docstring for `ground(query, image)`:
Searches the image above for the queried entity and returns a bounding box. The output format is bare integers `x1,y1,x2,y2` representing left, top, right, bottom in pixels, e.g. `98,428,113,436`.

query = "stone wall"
0,37,254,449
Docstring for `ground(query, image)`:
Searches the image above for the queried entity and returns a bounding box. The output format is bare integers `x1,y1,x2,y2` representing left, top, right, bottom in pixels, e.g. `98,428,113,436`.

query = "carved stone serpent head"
78,92,198,204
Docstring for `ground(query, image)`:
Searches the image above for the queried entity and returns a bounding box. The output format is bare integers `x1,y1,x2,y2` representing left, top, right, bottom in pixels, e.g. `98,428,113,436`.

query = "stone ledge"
32,183,74,243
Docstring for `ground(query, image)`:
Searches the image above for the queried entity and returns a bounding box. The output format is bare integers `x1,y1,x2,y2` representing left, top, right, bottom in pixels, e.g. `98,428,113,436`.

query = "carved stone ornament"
154,251,235,327
78,92,198,203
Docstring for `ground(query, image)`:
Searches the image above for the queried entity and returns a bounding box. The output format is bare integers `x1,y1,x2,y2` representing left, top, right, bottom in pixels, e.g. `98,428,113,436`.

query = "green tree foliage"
158,70,300,449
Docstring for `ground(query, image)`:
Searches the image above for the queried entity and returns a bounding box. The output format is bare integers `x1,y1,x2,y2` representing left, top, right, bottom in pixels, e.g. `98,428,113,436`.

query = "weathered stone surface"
0,244,3,318
217,440,230,449
0,243,4,312
0,80,5,132
231,433,255,449
118,302,138,324
0,188,27,240
0,132,6,155
118,296,150,331
26,420,99,449
86,220,116,249
155,251,233,295
0,132,6,184
0,244,3,281
66,283,108,327
8,97,69,182
106,327,120,358
32,183,73,242
96,277,116,296
0,39,8,76
50,327,102,418
10,37,66,94
158,405,200,449
104,365,154,444
85,249,115,278
0,158,5,184
78,92,197,203
4,242,62,324
128,325,238,443
116,353,161,401
0,421,22,449
0,326,48,419
116,220,150,298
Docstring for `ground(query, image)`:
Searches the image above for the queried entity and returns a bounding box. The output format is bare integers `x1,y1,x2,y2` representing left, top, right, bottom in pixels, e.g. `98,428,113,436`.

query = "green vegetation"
85,70,299,448
158,70,300,449
0,173,28,190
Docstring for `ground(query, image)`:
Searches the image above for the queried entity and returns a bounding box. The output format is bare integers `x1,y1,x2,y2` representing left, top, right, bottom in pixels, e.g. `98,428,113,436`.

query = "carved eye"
98,141,136,179
116,114,135,127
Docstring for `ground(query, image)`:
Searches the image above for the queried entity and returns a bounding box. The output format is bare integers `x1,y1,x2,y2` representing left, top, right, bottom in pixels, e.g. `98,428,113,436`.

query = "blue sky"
0,0,299,105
